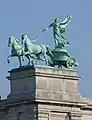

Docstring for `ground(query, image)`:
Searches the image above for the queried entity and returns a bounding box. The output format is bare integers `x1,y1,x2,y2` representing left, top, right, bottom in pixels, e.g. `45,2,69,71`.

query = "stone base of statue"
7,65,80,102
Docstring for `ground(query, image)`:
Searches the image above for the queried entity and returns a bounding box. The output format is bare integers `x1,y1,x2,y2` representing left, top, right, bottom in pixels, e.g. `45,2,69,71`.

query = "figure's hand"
67,15,72,20
42,29,47,32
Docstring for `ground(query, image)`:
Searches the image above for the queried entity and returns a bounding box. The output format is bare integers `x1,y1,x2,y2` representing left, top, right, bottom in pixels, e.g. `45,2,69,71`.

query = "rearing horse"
7,37,24,67
21,33,53,65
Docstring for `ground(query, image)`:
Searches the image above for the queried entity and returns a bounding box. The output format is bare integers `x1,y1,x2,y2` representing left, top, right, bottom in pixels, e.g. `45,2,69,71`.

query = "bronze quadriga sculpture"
7,15,78,69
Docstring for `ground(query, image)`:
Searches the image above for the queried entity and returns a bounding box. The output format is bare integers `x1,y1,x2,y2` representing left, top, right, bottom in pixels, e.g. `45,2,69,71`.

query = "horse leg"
22,56,24,61
25,54,34,66
7,54,14,64
18,56,22,67
25,55,30,66
29,55,34,65
43,54,48,65
7,55,11,63
21,49,25,61
40,44,48,65
35,55,40,65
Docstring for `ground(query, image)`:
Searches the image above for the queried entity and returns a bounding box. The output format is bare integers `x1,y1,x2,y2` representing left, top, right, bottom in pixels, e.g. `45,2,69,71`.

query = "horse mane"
23,33,37,44
15,38,20,45
25,34,32,42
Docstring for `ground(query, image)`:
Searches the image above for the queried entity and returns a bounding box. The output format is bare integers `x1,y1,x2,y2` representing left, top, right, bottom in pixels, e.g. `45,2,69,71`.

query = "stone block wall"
0,66,92,120
0,103,37,120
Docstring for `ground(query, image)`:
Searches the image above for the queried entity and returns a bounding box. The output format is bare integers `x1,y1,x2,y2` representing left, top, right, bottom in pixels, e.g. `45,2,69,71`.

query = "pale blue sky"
0,0,92,99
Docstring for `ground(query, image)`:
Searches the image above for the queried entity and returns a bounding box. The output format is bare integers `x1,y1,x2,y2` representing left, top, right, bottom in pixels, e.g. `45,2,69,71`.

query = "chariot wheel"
66,57,76,68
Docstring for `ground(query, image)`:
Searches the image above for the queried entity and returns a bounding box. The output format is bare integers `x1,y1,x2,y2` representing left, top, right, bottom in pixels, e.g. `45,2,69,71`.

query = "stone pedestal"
0,66,84,120
1,66,92,120
7,66,80,102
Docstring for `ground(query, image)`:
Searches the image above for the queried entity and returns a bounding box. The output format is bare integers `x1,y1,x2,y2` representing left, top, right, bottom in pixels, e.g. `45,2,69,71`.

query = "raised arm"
60,15,72,25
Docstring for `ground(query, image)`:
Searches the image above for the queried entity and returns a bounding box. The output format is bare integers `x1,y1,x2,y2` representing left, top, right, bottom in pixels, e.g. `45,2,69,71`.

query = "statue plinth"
7,66,80,102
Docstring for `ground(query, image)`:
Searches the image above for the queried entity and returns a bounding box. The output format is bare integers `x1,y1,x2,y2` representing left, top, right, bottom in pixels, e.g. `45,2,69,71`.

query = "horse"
7,37,24,67
21,33,53,65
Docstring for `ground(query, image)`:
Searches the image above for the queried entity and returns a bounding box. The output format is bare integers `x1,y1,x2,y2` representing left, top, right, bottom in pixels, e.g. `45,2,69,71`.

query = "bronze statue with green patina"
42,15,72,49
21,33,53,66
7,37,24,67
7,15,78,69
7,34,53,67
42,15,78,68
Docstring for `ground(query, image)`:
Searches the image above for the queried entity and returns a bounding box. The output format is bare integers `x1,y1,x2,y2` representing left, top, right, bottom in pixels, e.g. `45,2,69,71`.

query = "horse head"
8,37,14,47
21,33,28,44
21,33,32,45
8,37,20,47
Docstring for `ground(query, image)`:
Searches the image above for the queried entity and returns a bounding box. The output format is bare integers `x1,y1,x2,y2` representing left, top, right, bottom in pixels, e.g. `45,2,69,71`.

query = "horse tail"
45,45,54,57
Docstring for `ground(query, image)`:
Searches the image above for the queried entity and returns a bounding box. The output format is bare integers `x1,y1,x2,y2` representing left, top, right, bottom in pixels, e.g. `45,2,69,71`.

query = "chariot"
48,49,78,68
